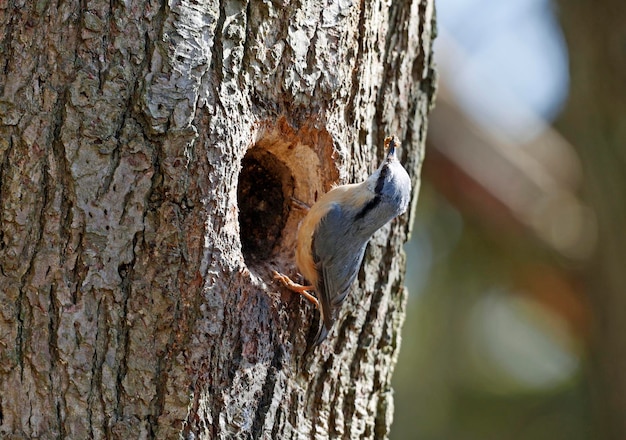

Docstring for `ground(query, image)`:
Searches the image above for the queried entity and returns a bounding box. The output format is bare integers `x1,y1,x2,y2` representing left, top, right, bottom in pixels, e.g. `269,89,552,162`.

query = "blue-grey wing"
312,203,368,343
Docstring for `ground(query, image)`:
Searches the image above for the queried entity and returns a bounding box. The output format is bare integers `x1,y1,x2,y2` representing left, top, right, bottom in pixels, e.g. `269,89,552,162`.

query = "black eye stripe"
375,165,390,194
355,195,381,220
355,165,390,220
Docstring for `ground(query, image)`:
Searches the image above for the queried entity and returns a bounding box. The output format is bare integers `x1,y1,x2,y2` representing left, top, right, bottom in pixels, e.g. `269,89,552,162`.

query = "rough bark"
555,2,626,439
0,0,436,438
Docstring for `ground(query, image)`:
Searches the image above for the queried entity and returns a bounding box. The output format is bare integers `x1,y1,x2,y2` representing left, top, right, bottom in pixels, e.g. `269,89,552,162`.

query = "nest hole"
238,120,339,274
238,149,294,265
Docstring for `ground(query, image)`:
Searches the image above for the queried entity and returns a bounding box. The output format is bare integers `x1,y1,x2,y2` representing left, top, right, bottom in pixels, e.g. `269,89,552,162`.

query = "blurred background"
392,0,626,439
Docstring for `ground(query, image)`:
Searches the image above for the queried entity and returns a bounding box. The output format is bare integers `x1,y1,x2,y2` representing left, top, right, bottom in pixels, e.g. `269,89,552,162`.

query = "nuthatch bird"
274,135,412,345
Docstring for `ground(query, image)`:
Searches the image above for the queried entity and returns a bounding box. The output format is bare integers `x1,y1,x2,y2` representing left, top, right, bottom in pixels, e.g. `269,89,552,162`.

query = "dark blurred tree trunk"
556,1,626,439
0,0,436,438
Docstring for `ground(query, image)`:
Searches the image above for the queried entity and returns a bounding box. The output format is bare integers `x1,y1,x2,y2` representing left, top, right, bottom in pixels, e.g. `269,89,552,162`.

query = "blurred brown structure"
556,1,626,439
427,86,593,261
424,84,594,347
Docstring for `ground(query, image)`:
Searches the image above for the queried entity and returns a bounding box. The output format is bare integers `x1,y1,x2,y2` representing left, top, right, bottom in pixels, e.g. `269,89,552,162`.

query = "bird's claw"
272,270,320,309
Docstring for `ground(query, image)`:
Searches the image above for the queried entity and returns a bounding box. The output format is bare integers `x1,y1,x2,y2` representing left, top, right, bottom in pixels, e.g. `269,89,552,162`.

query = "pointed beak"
385,135,399,159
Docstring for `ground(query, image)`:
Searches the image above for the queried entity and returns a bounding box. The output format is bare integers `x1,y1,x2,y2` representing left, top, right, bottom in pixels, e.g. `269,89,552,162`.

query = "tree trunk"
0,0,436,438
556,2,626,439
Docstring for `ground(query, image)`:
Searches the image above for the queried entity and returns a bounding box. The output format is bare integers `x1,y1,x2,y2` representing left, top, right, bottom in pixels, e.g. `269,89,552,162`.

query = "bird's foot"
272,270,320,309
